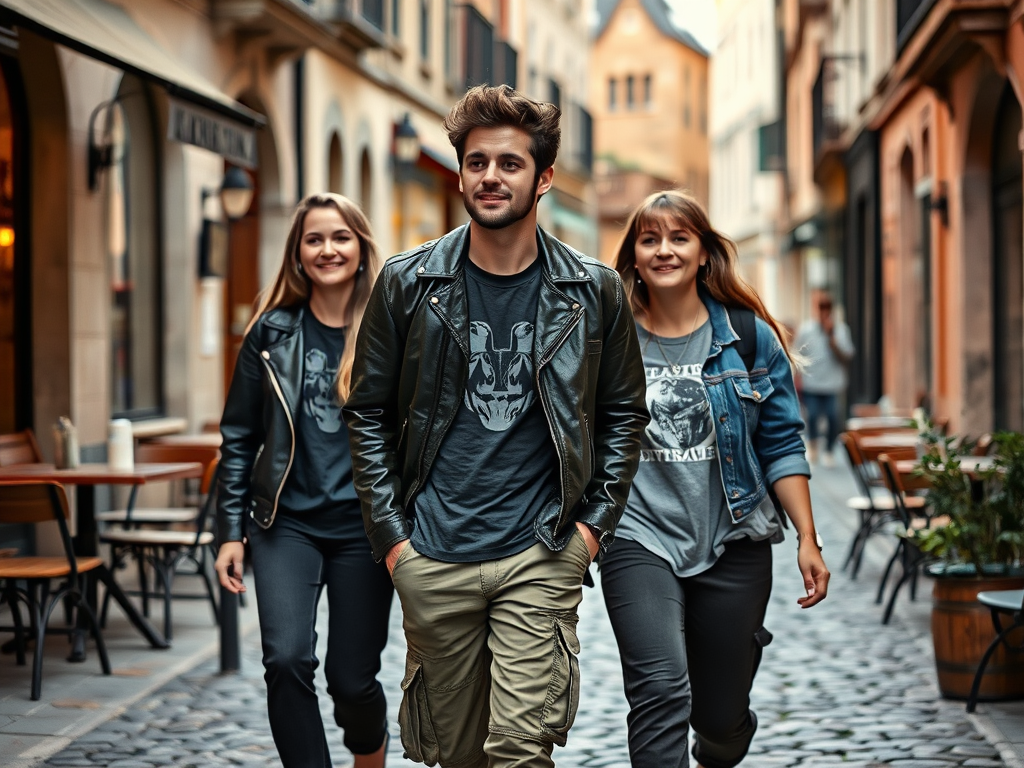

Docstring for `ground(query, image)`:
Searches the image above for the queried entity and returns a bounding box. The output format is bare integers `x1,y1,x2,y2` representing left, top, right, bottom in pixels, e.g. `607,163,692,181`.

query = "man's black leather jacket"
216,305,305,543
343,224,650,563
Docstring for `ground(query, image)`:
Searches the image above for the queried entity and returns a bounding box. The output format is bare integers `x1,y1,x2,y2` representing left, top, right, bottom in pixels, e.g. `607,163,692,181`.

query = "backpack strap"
727,306,757,373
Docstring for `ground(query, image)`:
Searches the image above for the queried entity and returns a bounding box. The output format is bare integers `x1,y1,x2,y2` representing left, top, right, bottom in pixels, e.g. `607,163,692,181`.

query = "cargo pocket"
540,618,581,745
398,658,439,765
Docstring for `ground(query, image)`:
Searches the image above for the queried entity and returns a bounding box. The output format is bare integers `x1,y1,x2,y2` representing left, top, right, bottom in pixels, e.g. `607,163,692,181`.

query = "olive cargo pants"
390,533,591,767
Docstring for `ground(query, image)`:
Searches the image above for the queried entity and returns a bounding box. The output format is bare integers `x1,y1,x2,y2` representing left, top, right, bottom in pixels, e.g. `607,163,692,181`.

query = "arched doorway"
328,132,343,194
992,84,1023,431
223,93,280,395
0,53,28,433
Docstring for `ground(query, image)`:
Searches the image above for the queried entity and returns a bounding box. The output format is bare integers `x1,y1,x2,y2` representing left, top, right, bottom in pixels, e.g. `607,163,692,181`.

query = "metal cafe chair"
876,453,941,625
0,479,111,700
838,432,926,579
966,588,1024,713
99,458,221,641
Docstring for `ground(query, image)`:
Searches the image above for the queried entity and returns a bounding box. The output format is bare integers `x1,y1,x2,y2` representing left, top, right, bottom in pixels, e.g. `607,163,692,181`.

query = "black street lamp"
393,113,420,250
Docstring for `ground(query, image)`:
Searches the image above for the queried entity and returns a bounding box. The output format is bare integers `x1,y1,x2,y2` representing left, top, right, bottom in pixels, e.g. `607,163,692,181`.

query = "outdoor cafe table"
856,431,922,461
846,416,915,432
895,455,998,480
141,433,222,449
0,462,204,656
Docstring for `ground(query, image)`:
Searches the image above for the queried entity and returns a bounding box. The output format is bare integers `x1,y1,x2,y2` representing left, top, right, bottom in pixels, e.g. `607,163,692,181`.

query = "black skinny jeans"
600,537,773,768
248,519,394,767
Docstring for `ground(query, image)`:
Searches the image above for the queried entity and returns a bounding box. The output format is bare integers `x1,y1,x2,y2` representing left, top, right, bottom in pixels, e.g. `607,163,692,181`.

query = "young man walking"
344,85,649,767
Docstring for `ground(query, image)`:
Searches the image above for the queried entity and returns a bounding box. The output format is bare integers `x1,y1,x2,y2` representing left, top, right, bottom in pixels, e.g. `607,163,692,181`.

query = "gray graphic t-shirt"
411,257,559,562
616,321,778,577
277,308,362,538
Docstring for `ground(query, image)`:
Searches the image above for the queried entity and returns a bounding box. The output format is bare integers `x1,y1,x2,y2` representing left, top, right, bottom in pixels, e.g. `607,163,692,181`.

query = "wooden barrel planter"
931,574,1024,701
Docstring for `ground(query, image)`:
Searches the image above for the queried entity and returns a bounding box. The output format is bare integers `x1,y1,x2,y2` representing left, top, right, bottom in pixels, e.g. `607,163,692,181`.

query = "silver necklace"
651,311,701,374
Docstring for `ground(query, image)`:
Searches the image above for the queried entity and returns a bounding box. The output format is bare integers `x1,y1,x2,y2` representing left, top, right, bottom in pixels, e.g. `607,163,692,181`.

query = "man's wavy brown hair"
443,84,561,173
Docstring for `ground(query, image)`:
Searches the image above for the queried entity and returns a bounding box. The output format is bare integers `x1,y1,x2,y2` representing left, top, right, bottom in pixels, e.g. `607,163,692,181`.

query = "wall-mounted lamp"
930,181,949,227
393,112,421,172
202,165,255,222
199,166,255,278
87,99,122,191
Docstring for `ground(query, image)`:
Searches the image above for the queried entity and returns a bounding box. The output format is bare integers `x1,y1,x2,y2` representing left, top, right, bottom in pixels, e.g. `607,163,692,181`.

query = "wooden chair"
0,429,43,466
99,458,220,640
966,588,1024,712
876,454,940,624
837,433,925,579
95,443,220,525
0,480,111,700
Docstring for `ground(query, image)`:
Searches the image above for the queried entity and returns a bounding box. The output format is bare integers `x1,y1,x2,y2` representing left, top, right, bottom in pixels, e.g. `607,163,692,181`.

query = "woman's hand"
772,475,830,608
796,539,829,608
215,541,247,594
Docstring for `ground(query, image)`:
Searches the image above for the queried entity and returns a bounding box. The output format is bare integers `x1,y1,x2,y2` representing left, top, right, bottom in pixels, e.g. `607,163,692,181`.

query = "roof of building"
595,0,709,56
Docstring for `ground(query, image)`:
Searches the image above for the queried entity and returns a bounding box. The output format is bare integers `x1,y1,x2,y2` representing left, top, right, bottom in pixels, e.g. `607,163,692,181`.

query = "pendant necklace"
652,310,701,375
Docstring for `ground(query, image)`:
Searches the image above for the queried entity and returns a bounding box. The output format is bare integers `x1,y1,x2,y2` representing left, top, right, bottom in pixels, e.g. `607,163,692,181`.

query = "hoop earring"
295,261,304,274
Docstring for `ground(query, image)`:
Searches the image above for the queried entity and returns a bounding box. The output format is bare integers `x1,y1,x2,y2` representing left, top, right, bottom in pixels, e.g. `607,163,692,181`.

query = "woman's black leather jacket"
343,224,651,563
216,305,305,543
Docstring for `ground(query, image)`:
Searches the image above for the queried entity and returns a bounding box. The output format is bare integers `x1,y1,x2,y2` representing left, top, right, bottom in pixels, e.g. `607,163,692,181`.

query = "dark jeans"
600,538,773,768
248,520,394,767
802,392,840,451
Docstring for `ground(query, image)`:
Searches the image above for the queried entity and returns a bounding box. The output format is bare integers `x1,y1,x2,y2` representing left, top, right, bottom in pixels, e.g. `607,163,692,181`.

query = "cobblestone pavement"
42,463,1008,768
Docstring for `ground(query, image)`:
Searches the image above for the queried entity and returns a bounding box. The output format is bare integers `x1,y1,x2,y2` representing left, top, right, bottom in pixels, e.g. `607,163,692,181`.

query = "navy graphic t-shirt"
277,307,363,539
411,257,559,562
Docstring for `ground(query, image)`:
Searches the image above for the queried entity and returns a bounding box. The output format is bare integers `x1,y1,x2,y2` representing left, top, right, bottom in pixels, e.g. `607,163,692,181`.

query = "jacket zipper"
407,331,453,504
536,306,585,528
261,356,295,528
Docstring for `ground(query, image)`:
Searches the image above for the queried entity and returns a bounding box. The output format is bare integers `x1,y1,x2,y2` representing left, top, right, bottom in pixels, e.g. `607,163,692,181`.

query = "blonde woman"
603,190,830,768
214,193,390,768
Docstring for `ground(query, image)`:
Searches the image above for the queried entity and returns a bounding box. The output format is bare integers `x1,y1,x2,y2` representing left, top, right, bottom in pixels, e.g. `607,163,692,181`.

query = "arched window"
110,75,162,418
360,148,373,219
328,132,343,194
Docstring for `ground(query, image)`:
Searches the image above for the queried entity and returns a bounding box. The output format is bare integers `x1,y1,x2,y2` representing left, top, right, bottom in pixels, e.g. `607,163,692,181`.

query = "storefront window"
109,76,162,418
0,61,16,433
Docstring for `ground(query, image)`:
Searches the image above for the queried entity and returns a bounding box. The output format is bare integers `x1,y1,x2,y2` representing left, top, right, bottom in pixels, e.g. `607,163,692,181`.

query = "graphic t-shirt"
615,320,778,577
277,308,363,539
411,257,559,562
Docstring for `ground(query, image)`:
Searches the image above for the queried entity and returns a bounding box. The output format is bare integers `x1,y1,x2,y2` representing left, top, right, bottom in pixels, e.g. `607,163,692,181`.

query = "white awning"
0,0,264,129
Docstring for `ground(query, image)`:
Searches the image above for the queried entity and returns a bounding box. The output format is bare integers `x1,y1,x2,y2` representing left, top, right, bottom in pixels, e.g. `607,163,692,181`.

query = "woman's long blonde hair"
613,190,794,357
247,192,383,401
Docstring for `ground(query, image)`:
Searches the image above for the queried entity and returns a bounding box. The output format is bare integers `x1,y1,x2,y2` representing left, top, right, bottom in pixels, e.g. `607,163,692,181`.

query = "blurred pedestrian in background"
214,193,392,768
605,190,830,768
793,292,854,467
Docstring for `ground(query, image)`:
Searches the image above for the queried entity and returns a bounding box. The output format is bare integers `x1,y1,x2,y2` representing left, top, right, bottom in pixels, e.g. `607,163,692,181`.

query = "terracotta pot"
931,574,1024,701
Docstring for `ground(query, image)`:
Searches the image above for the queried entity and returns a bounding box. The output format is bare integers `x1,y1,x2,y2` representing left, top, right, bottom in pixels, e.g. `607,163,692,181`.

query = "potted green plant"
912,431,1024,701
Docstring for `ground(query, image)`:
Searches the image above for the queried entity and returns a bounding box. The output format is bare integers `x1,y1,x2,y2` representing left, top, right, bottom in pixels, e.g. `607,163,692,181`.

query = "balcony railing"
318,0,387,50
447,5,518,92
896,0,939,52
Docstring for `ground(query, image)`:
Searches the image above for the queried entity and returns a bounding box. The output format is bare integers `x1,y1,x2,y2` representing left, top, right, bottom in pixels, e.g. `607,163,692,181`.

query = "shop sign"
167,98,257,169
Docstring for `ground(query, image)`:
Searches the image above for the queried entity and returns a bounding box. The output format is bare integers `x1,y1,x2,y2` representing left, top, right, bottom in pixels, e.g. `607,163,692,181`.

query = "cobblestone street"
40,462,1014,768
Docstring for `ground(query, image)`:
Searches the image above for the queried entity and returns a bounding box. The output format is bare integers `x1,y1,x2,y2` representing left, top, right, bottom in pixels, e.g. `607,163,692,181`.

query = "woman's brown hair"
246,192,383,401
613,189,794,357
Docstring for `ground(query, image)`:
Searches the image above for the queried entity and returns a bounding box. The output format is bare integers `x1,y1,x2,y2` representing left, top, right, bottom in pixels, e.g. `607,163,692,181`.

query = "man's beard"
463,177,540,230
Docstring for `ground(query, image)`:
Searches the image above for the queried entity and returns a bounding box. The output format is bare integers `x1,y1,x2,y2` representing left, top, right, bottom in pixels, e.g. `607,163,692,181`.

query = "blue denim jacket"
700,292,810,522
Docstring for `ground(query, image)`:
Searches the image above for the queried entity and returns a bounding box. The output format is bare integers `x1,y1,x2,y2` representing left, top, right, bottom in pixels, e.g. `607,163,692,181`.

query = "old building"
0,0,595,471
591,0,709,263
710,0,786,317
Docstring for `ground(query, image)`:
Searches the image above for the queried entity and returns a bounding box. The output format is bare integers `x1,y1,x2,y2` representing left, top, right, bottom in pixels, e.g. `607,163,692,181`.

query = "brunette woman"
603,190,830,768
214,193,391,768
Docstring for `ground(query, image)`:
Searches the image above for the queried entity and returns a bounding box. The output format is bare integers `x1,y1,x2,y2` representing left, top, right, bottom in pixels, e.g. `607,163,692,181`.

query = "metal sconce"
199,166,255,278
393,113,421,176
87,99,122,191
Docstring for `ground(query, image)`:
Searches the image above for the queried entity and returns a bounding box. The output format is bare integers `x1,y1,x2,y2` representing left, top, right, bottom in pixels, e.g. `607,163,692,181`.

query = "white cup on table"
107,419,134,471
